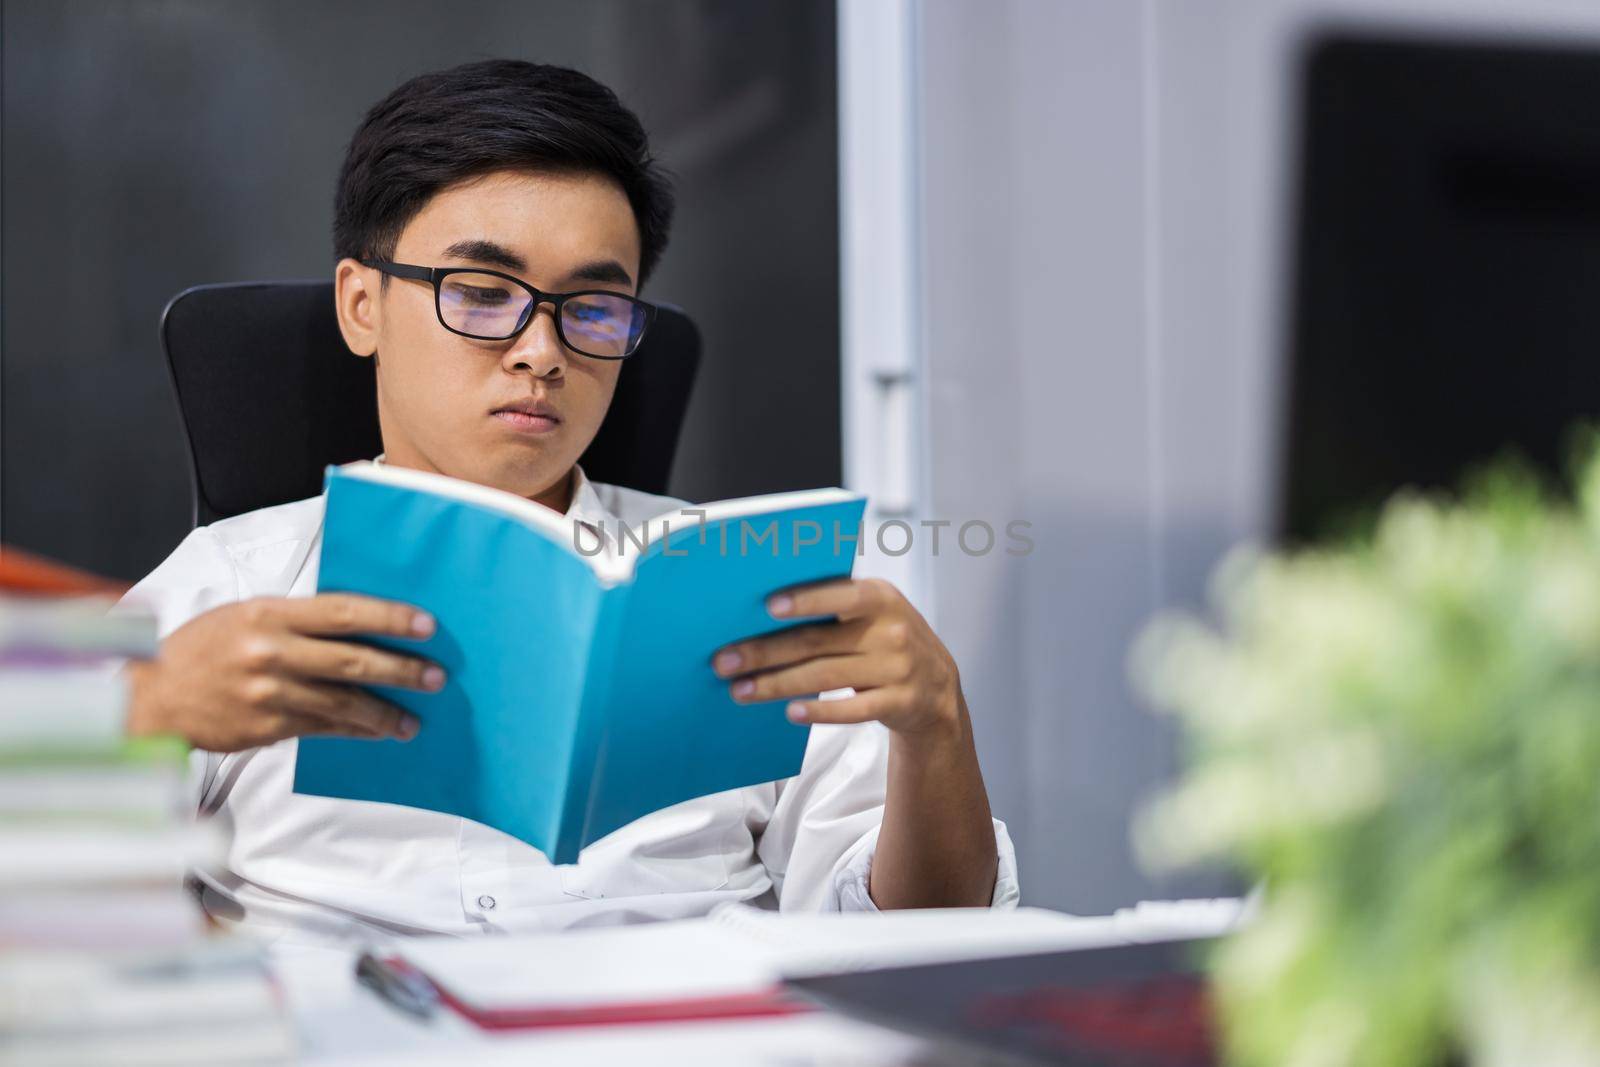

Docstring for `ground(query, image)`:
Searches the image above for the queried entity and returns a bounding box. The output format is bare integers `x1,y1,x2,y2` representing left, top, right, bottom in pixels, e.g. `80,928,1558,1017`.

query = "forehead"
396,168,641,283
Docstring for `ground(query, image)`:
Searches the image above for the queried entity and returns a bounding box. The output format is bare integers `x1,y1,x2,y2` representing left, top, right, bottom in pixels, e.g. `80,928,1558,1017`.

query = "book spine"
551,582,632,865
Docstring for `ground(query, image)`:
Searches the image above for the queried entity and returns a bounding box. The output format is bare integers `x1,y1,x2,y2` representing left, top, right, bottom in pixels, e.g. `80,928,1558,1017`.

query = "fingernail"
768,595,793,617
397,715,421,740
411,612,436,637
714,650,742,675
786,702,809,723
732,679,755,700
422,666,445,690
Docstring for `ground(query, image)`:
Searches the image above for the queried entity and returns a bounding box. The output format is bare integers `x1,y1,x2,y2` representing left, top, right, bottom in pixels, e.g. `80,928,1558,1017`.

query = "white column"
837,0,932,617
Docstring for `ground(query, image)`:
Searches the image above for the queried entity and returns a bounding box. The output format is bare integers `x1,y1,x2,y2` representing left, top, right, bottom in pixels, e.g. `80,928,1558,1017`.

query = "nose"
500,303,568,379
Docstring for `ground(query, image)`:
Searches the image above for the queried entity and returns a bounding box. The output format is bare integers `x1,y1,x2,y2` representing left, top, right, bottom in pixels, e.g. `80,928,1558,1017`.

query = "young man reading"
120,60,1019,943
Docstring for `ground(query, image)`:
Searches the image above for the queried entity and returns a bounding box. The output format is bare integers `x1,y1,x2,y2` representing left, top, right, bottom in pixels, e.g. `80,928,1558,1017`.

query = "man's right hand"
124,594,442,752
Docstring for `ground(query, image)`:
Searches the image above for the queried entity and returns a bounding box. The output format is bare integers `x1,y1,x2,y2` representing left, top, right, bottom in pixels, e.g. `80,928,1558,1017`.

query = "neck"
533,466,576,515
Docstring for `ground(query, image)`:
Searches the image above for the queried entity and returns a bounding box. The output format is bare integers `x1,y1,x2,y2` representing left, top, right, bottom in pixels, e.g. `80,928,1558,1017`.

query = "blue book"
292,462,867,864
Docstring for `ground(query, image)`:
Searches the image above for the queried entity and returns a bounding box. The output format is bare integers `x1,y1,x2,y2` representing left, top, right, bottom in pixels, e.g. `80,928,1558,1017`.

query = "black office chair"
160,281,700,526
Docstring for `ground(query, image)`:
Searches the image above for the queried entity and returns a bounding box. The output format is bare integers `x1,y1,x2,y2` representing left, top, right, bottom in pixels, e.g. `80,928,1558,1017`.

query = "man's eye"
450,284,512,306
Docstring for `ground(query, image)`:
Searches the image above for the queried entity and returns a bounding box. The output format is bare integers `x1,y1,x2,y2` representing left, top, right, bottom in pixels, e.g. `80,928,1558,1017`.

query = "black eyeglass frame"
362,258,657,360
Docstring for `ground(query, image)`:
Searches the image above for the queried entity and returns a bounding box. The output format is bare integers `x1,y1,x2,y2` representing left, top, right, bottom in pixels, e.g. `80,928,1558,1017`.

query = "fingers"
265,594,436,640
254,676,421,741
271,711,399,743
716,579,917,713
278,633,445,692
764,577,900,623
726,653,908,707
224,702,404,747
784,688,893,726
713,618,870,677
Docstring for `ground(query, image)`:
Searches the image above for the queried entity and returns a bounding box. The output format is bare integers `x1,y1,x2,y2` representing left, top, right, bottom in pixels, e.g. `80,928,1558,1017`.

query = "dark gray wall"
1,0,839,580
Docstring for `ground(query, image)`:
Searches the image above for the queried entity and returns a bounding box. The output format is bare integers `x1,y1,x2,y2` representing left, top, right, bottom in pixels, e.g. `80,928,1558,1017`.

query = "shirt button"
476,894,497,911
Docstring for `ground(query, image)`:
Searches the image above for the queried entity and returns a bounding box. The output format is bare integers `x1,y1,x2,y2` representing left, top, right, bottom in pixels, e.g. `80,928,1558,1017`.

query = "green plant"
1133,444,1600,1067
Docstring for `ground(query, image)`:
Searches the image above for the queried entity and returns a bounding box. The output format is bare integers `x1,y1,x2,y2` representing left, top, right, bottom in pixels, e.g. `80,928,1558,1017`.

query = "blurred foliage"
1132,431,1600,1067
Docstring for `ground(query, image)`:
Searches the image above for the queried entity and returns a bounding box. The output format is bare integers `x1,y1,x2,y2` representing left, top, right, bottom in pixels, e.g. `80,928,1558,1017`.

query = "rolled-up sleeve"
828,815,1021,912
755,695,1021,912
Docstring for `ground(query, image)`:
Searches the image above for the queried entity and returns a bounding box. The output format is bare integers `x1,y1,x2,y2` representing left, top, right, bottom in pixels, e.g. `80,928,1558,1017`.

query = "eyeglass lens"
437,272,647,357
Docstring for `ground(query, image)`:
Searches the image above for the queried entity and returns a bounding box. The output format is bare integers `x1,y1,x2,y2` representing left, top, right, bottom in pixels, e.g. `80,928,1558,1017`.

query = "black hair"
333,59,674,287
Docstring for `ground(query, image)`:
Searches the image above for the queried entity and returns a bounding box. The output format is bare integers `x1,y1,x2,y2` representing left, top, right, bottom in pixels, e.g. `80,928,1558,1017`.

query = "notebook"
292,461,867,864
786,939,1218,1066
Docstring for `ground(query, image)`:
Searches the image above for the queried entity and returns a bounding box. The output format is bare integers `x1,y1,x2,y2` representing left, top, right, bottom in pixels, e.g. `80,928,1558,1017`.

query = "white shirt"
120,463,1020,946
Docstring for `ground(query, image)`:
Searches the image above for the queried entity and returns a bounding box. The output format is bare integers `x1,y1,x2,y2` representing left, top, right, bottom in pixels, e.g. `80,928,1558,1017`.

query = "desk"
273,943,938,1066
271,899,1248,1064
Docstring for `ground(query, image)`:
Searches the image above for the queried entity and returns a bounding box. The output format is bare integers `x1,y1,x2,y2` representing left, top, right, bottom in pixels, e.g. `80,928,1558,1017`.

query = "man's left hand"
712,577,965,739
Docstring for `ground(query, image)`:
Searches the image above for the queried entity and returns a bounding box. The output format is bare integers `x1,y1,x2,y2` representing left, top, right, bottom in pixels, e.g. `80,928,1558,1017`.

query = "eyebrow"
565,259,635,288
442,238,525,272
440,240,635,289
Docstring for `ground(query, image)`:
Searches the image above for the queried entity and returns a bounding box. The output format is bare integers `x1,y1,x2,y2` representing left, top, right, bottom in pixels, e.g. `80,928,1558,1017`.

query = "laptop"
785,937,1216,1067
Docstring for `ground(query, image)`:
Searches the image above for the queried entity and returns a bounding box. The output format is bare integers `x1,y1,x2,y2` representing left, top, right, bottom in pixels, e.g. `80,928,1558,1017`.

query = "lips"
490,398,562,434
492,398,560,419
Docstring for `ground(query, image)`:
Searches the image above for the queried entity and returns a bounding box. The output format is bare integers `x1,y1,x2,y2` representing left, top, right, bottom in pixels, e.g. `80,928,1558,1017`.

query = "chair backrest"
160,281,700,526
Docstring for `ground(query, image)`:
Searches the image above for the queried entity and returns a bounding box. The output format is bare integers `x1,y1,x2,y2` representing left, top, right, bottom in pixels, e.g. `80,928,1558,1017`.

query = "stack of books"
0,546,294,1064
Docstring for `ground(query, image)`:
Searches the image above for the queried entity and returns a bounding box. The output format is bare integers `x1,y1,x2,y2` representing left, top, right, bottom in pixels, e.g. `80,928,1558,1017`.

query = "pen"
355,952,441,1021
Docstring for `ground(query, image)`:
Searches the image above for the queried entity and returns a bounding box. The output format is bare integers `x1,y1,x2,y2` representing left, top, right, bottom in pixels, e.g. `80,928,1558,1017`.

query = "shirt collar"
564,463,613,528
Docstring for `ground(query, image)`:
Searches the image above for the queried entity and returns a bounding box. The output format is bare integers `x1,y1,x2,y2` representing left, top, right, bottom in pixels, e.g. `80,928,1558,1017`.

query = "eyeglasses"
362,259,656,359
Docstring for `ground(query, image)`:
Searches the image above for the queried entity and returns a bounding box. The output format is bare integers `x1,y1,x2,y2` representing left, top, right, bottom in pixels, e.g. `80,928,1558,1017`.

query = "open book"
291,461,867,864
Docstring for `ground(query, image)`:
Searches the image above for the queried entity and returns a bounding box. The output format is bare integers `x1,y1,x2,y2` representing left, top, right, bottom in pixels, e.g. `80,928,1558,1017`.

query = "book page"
295,466,609,858
645,487,861,538
331,460,580,551
575,494,869,848
333,460,864,585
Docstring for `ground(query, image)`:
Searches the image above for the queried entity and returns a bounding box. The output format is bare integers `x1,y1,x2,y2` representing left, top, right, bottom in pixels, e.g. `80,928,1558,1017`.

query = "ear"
334,258,380,358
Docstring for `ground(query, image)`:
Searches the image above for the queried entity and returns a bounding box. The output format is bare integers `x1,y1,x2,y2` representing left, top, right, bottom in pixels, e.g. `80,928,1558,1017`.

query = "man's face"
336,168,642,510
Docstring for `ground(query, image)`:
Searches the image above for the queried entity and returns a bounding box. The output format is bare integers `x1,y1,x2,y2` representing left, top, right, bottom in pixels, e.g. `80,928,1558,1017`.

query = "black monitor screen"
1281,33,1600,542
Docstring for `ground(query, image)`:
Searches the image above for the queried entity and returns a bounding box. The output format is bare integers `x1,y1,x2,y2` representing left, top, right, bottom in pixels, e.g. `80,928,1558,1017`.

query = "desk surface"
273,943,938,1066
